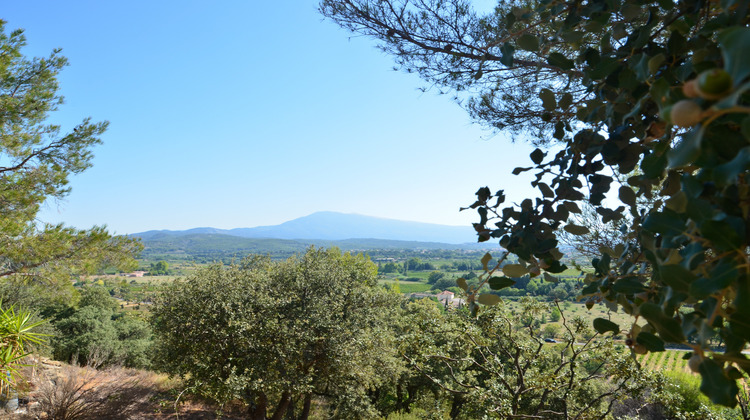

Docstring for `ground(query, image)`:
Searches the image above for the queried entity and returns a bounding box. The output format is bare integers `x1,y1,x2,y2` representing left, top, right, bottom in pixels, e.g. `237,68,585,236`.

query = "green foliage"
321,0,750,406
430,275,456,291
53,287,151,369
380,261,400,274
0,21,141,284
148,261,169,275
426,270,445,284
405,257,435,271
541,323,560,339
151,247,401,419
398,298,652,418
0,280,75,323
549,306,561,323
78,286,118,312
644,371,747,420
53,306,119,366
0,304,46,396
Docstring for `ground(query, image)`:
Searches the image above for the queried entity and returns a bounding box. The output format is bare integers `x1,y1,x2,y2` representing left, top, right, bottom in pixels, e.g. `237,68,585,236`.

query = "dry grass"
32,364,155,419
1,358,246,419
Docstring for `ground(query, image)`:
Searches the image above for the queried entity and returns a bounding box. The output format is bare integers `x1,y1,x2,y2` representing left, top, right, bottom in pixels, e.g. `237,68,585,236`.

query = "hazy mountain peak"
135,212,476,244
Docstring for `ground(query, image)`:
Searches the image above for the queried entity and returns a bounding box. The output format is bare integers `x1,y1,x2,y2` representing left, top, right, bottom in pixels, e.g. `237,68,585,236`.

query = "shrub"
33,364,152,420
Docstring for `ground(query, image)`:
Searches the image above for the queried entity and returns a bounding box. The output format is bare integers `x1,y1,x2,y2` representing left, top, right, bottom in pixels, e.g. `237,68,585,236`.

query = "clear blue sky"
5,1,536,234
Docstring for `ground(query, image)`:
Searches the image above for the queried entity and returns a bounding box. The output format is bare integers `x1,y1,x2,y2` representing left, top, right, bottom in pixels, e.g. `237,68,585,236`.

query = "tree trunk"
269,391,292,420
284,396,296,420
368,387,381,407
450,393,464,420
405,384,418,411
249,392,268,420
396,382,405,411
299,393,312,420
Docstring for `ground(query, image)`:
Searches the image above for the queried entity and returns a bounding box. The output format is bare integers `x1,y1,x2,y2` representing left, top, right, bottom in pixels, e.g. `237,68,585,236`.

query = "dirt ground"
0,357,246,419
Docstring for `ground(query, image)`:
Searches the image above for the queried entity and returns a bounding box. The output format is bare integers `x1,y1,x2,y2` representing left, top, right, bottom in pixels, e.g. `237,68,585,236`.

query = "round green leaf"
635,331,665,352
563,224,590,236
618,186,636,206
477,293,502,306
593,318,620,334
539,88,556,111
501,264,528,277
517,34,540,51
488,276,516,290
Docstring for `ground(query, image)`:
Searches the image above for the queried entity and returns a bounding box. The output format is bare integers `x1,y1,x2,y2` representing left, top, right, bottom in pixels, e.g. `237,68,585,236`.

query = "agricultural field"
638,349,693,374
378,278,432,294
105,247,600,317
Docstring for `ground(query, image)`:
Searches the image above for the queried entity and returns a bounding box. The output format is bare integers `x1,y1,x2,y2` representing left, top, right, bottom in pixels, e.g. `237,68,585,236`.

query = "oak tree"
151,248,402,420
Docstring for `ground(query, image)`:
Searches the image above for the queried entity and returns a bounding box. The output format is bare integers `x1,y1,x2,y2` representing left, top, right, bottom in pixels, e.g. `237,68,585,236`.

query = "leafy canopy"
151,247,401,419
321,0,750,406
398,298,652,418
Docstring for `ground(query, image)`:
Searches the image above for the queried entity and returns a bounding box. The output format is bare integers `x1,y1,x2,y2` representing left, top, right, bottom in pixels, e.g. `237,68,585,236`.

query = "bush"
431,276,456,291
426,271,445,284
151,248,400,419
52,289,152,369
33,364,152,420
550,307,562,322
542,324,560,339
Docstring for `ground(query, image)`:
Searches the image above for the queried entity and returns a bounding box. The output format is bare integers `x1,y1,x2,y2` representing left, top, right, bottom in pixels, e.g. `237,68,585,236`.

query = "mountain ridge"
133,211,477,244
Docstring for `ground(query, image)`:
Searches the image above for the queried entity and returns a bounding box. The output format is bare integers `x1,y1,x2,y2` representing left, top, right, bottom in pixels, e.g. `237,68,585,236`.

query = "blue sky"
5,1,536,234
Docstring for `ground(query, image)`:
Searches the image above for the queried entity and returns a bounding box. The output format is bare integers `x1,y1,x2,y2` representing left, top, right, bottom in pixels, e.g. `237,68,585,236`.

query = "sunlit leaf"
481,252,492,271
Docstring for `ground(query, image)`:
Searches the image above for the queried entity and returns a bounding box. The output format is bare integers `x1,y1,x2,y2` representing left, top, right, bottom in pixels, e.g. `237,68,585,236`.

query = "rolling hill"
132,212,490,261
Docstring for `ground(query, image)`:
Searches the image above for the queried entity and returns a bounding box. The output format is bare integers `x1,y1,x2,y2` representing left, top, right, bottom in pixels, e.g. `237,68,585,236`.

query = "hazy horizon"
133,210,477,234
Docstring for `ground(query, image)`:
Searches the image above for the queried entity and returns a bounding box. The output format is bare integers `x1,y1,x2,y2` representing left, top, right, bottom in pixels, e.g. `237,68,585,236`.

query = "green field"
638,349,692,374
378,279,432,293
397,282,433,293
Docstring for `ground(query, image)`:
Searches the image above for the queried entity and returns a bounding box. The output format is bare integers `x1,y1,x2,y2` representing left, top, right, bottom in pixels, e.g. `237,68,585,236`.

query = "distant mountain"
135,227,227,240
134,212,477,244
